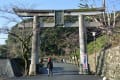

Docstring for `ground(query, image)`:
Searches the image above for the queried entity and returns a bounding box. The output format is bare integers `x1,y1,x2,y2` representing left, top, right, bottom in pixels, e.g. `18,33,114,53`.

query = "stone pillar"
78,14,89,74
29,16,39,75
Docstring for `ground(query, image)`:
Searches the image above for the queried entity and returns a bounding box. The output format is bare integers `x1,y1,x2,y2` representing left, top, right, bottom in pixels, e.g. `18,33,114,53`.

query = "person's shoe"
51,73,53,76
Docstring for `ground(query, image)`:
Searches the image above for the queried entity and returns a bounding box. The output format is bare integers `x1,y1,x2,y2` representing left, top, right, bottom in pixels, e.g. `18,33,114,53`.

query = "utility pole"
92,32,96,74
103,0,106,8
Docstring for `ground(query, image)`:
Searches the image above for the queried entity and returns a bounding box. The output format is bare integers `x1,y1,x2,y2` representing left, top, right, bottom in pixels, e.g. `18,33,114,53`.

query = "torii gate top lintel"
13,7,105,17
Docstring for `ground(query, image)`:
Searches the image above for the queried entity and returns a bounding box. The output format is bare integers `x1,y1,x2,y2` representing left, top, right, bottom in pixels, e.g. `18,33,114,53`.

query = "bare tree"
0,6,33,75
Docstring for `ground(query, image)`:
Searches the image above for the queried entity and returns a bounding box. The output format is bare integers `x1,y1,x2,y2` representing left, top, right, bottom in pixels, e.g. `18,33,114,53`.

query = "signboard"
55,10,64,27
83,54,88,69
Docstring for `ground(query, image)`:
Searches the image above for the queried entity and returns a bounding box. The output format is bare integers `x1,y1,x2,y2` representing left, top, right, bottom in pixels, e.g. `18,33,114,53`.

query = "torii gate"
14,7,104,75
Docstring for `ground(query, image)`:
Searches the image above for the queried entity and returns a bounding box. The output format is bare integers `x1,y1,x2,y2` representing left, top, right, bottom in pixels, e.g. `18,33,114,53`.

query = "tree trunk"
24,58,28,76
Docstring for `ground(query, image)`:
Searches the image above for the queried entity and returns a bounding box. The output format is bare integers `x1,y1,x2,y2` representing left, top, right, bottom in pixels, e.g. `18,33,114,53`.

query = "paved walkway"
8,63,102,80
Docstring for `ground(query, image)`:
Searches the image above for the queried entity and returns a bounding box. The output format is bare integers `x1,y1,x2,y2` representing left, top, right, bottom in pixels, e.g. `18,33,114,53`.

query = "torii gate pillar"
29,16,39,75
79,15,88,74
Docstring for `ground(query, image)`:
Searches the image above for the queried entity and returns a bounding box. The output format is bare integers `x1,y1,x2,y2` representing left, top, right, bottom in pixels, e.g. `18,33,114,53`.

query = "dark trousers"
47,68,53,76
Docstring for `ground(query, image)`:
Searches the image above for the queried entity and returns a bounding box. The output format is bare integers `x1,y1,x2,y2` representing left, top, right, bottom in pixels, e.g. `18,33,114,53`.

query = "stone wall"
102,46,120,80
0,58,24,77
0,59,14,77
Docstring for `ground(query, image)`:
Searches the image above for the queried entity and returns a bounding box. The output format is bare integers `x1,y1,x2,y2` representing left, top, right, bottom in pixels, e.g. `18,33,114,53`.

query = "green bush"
87,35,106,54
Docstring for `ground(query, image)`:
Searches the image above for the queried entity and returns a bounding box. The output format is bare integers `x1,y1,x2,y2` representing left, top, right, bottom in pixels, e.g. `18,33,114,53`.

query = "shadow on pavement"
39,67,64,74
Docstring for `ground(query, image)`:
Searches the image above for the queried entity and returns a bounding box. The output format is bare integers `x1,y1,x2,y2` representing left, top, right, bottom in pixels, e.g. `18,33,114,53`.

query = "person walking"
47,57,53,76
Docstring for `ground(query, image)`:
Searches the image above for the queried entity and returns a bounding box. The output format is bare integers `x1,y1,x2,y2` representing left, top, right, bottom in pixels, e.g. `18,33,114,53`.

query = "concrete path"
8,62,102,80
